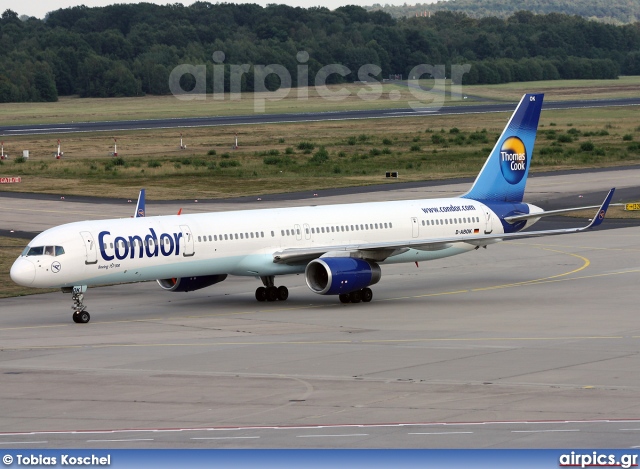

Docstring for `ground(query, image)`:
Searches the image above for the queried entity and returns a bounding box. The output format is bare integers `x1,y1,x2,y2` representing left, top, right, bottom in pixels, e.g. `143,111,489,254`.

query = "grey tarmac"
1,170,640,448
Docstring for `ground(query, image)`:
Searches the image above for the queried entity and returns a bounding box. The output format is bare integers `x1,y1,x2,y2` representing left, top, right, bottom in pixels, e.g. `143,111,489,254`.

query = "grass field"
0,81,445,126
464,76,640,102
1,106,639,200
0,77,638,126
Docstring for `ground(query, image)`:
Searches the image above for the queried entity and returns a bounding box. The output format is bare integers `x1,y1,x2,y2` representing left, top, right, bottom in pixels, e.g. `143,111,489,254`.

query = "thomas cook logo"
499,136,527,185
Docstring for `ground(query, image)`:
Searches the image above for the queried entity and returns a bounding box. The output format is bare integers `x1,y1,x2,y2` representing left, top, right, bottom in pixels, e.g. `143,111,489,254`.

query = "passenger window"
250,233,254,238
311,228,315,234
271,231,274,237
360,224,364,230
350,225,354,231
421,220,425,226
305,228,309,234
330,227,334,233
240,233,244,239
321,227,325,233
297,229,300,235
286,229,290,236
389,222,393,228
234,234,238,239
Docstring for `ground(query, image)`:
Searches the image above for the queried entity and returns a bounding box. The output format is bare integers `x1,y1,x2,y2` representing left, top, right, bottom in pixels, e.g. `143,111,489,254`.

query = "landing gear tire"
255,286,267,302
266,286,278,302
349,290,362,303
339,293,350,304
361,287,373,303
73,310,90,324
277,286,289,301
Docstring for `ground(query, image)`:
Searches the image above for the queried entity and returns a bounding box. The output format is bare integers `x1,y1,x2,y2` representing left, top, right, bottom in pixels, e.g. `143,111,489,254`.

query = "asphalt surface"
2,169,640,448
2,97,639,136
1,227,640,448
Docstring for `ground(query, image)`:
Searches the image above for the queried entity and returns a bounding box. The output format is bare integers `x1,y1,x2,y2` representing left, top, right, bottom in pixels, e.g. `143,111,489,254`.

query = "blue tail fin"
135,189,146,218
462,93,543,203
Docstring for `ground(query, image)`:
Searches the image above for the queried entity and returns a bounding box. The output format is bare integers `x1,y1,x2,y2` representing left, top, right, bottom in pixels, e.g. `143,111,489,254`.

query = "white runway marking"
191,437,260,440
0,441,48,444
8,128,75,132
512,429,580,433
408,432,473,435
86,438,154,442
296,434,369,438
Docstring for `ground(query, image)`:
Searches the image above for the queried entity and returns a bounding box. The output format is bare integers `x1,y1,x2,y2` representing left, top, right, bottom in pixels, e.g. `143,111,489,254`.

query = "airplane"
10,93,615,324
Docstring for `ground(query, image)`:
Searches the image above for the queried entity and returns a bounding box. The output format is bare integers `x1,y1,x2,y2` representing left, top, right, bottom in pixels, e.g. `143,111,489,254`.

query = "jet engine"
305,257,381,295
157,274,227,292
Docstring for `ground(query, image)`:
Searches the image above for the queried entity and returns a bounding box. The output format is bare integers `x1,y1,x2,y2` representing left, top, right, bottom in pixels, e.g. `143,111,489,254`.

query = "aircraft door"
484,210,493,234
303,223,311,240
80,231,98,265
294,224,302,241
180,225,195,257
411,217,419,238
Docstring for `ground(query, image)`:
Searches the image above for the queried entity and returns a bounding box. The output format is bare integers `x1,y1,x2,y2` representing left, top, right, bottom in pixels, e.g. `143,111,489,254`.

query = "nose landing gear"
67,286,90,323
72,310,90,324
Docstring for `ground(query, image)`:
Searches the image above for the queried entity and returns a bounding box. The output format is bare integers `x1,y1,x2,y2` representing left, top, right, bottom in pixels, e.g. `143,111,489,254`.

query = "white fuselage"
11,197,533,290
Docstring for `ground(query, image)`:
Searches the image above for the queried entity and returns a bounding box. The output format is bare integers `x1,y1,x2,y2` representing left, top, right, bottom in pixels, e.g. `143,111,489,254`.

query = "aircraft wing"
273,188,615,265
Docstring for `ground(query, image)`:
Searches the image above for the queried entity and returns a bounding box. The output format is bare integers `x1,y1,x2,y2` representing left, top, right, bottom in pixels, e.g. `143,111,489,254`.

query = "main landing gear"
255,276,289,302
339,287,373,304
70,286,90,324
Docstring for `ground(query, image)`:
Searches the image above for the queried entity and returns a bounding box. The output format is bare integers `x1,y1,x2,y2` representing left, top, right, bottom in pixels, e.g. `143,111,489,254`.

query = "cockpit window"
26,246,44,256
25,245,65,257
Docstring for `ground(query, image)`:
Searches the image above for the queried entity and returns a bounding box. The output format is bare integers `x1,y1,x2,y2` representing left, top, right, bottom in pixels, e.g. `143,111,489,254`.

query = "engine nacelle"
157,274,227,292
305,257,381,295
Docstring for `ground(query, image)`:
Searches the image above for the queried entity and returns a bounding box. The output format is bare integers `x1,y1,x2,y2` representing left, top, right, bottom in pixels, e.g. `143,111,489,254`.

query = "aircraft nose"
10,258,36,286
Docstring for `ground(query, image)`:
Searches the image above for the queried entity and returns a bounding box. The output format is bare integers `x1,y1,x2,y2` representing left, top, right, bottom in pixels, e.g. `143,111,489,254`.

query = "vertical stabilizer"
135,189,146,218
462,93,543,203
